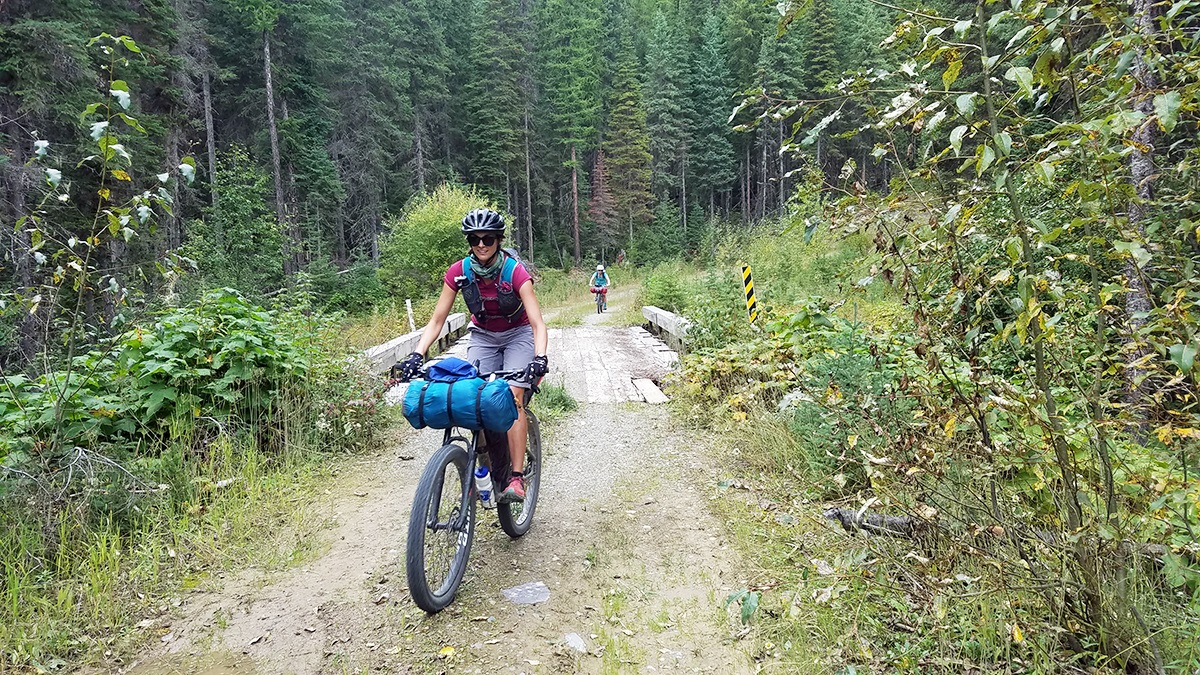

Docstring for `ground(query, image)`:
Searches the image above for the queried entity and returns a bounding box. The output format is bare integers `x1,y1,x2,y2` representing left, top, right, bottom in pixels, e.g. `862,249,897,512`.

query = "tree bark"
1125,0,1160,434
778,122,785,213
744,143,751,223
571,144,581,267
414,106,427,194
524,109,534,262
2,117,39,362
202,70,218,207
680,149,687,239
262,30,294,275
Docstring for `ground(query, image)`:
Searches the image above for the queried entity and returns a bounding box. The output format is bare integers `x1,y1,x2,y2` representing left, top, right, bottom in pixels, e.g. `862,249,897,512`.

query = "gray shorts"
466,324,536,388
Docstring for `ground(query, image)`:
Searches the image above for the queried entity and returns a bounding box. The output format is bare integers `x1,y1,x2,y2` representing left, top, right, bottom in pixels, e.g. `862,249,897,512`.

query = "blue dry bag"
402,358,519,432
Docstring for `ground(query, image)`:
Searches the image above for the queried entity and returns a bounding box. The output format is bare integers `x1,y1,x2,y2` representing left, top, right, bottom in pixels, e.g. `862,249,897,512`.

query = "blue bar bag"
402,357,519,432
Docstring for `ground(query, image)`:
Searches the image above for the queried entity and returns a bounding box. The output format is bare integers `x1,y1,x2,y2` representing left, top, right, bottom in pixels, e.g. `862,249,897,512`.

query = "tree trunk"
1125,0,1160,435
414,106,427,194
262,30,292,274
3,119,39,362
203,70,218,207
744,143,751,223
281,98,303,272
524,110,534,262
759,131,767,220
571,144,581,267
680,149,687,239
778,122,785,213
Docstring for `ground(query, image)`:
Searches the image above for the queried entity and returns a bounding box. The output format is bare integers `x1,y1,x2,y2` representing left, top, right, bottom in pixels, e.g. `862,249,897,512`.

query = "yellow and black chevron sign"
741,265,758,323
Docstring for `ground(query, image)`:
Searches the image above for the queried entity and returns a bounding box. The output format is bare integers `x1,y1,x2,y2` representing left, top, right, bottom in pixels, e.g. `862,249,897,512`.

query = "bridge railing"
642,305,690,353
363,312,468,374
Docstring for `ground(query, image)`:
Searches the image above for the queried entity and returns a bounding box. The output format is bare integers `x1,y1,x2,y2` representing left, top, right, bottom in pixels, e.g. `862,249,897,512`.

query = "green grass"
0,432,351,669
531,382,579,424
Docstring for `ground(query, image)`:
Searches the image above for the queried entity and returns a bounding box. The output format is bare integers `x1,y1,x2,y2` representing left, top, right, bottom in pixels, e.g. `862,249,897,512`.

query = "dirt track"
119,295,754,675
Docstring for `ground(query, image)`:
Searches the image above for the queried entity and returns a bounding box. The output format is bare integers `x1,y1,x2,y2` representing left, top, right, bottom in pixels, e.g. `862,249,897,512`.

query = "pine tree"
691,13,737,212
587,150,620,250
536,0,604,266
724,0,768,91
803,0,841,92
645,11,690,199
462,0,524,197
603,30,654,245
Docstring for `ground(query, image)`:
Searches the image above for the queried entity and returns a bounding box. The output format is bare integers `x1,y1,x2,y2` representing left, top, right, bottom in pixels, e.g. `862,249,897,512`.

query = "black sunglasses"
467,234,498,247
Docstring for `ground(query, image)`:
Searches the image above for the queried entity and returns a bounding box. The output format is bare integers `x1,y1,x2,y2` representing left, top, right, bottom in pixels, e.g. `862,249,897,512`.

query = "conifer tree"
587,150,620,251
803,0,841,93
691,13,737,214
603,27,654,246
536,0,604,266
462,0,524,198
645,11,690,199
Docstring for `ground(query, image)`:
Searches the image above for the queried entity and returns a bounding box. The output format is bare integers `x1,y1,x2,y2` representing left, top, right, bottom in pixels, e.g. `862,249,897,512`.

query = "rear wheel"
406,443,475,613
498,412,541,538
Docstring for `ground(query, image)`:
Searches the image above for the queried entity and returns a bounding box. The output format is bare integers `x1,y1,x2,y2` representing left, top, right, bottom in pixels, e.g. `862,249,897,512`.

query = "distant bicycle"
401,369,542,613
591,286,607,313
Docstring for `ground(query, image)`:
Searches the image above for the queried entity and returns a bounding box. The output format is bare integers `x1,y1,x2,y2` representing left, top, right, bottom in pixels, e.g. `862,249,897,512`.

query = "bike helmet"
596,264,605,271
461,208,505,235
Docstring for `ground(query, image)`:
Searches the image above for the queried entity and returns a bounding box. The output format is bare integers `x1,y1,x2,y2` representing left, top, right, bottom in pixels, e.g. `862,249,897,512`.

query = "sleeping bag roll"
401,377,519,432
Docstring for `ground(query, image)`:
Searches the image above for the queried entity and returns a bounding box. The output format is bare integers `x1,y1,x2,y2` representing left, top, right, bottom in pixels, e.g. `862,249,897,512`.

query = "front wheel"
498,412,541,538
406,443,475,613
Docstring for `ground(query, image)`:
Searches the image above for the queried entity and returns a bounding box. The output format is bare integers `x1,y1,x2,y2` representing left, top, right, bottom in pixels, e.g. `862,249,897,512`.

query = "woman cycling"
393,208,549,502
589,264,610,308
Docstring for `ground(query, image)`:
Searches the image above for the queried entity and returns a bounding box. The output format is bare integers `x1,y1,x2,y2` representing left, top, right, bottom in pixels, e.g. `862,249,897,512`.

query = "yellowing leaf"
112,170,132,181
1011,623,1024,643
944,416,957,438
98,188,111,201
437,645,455,658
847,434,859,449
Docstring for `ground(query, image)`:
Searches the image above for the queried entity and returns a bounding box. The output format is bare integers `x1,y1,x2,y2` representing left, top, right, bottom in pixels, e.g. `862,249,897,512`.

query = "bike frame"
431,377,538,534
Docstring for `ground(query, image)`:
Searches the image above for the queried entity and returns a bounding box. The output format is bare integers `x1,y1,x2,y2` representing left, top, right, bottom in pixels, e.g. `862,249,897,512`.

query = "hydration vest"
456,252,525,326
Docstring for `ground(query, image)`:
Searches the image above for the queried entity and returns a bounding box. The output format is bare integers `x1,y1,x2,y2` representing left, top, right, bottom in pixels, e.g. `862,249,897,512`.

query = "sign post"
741,265,758,323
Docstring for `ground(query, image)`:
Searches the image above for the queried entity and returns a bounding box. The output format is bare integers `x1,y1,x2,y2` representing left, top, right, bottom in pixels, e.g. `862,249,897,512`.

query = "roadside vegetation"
662,191,1200,672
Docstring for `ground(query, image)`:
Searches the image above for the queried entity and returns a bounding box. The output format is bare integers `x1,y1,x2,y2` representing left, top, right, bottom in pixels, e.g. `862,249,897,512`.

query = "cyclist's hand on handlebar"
391,351,425,382
522,355,548,382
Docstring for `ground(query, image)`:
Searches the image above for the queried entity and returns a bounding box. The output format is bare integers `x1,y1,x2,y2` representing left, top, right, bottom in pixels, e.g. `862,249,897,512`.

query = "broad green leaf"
1005,66,1034,100
1006,25,1034,50
157,172,170,183
1113,240,1151,268
994,132,1012,156
976,144,996,174
117,113,146,133
178,160,196,184
79,102,103,122
953,19,972,37
940,203,962,227
111,89,130,110
1153,91,1182,133
45,168,62,187
90,121,110,141
34,140,49,158
118,36,142,53
949,125,968,154
1034,160,1055,186
956,93,976,115
1169,343,1197,373
943,59,963,89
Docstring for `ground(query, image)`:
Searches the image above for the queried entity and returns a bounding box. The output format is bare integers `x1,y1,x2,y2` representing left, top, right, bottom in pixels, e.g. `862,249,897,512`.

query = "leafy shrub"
306,257,389,315
643,271,687,313
377,185,494,300
683,271,754,353
180,146,285,297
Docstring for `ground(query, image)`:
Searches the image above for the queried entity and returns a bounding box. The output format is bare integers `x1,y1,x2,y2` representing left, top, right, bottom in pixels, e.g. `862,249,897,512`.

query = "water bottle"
474,465,495,508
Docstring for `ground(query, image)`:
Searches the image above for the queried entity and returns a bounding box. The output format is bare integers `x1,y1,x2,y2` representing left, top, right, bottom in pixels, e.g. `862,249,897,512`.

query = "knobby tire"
497,412,541,538
406,443,475,613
